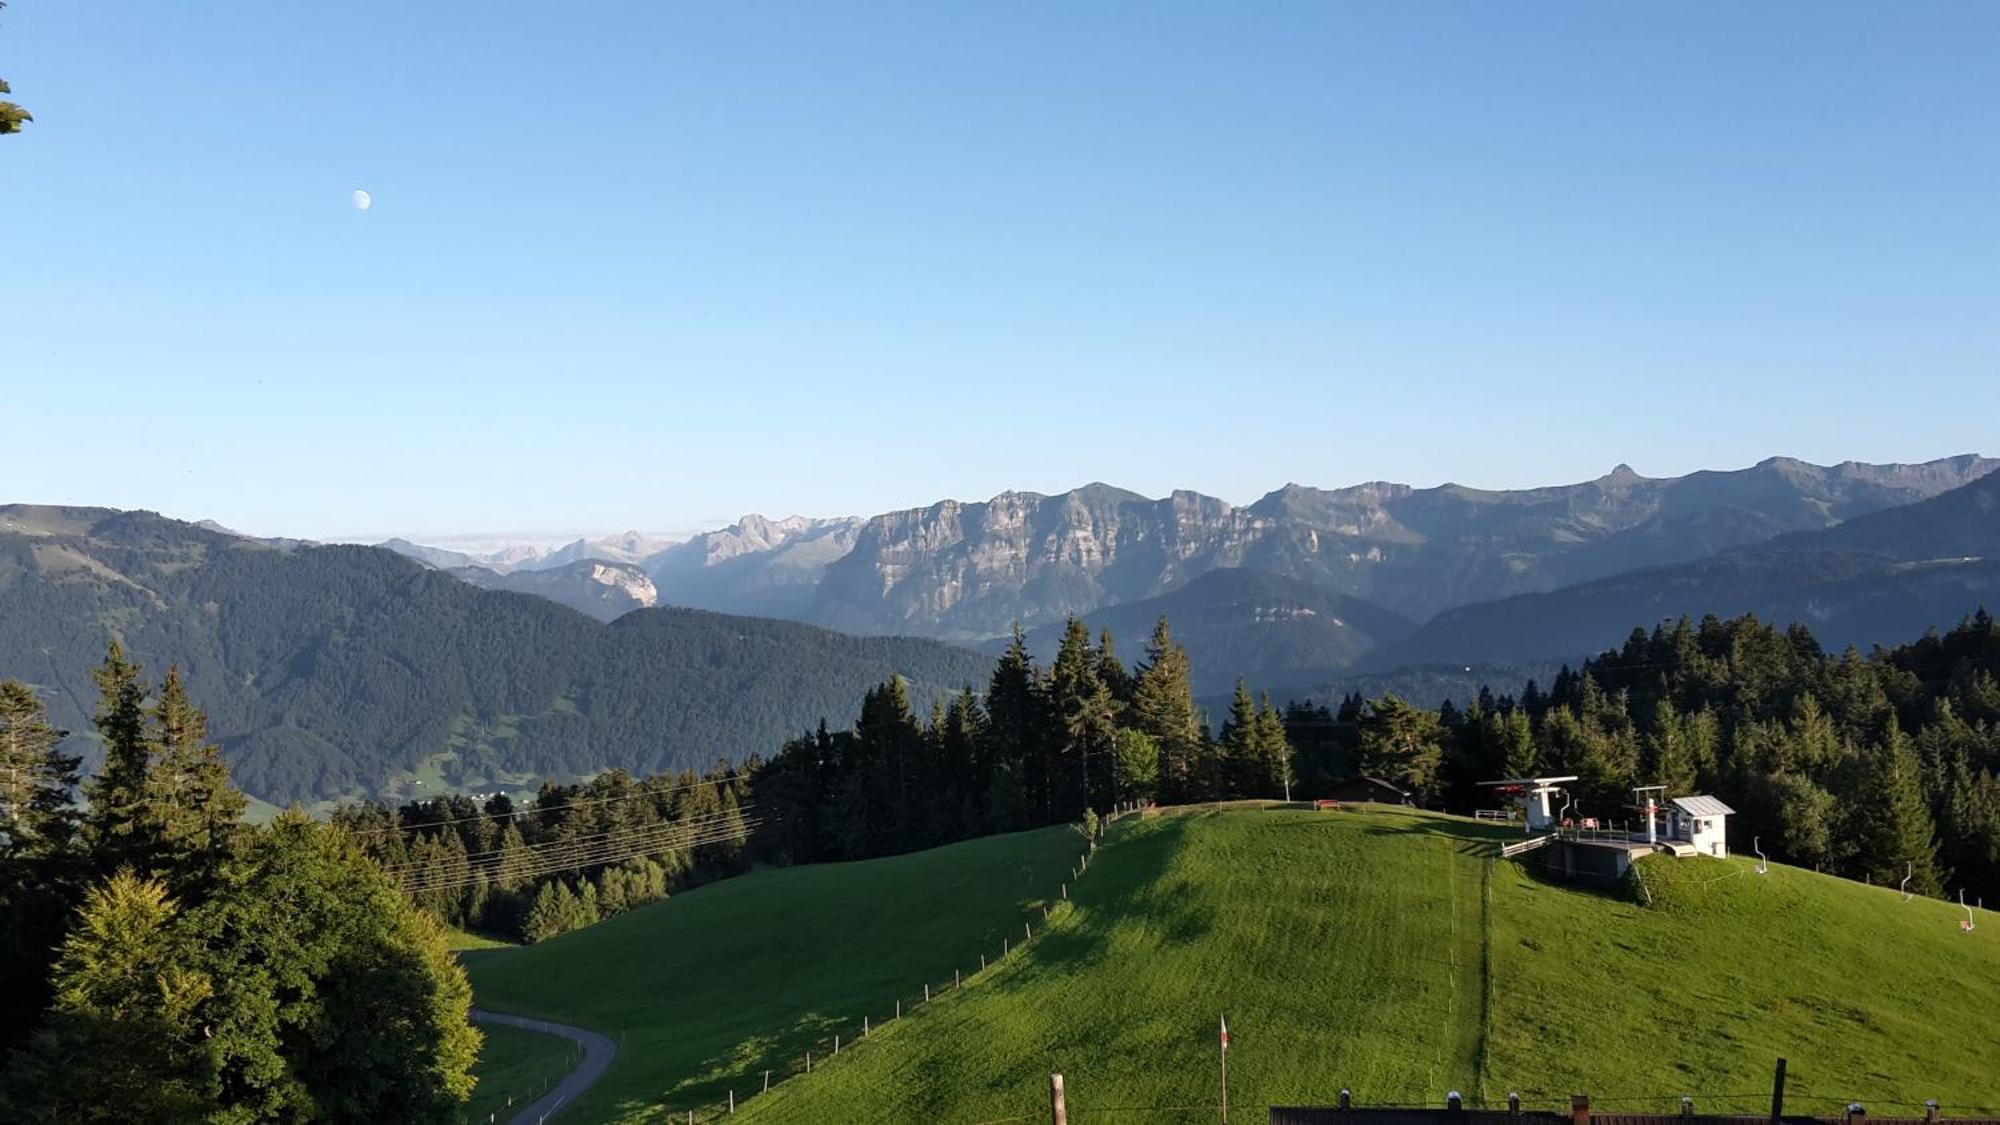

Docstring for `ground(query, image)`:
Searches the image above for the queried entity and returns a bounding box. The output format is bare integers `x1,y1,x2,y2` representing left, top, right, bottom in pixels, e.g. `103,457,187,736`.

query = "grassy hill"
463,824,1090,1121
465,807,2000,1123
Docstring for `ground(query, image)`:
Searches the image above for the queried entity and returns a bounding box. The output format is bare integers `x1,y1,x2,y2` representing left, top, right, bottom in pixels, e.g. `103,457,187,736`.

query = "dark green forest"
0,507,991,804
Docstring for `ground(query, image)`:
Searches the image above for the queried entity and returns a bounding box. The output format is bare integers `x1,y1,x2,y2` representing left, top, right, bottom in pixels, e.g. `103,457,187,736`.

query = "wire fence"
644,804,1143,1123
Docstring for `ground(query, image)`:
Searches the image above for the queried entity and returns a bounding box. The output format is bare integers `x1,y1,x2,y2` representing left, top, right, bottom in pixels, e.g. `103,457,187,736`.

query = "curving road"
471,1008,618,1125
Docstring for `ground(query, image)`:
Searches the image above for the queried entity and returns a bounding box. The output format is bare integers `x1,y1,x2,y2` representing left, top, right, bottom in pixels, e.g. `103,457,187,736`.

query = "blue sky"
2,3,1995,541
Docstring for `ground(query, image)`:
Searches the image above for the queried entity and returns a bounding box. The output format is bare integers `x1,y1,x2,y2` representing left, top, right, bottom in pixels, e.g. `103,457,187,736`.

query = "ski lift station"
1480,776,1736,881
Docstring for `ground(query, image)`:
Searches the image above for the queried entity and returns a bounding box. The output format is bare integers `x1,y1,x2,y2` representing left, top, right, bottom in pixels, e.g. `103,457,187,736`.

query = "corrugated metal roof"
1671,795,1735,817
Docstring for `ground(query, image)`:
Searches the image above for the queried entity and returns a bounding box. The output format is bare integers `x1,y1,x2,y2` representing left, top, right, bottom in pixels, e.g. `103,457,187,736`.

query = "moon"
351,189,373,212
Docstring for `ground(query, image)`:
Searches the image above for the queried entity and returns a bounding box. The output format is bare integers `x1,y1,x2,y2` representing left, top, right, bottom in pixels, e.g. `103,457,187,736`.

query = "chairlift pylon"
1753,836,1767,876
1962,889,1976,934
1901,861,1913,903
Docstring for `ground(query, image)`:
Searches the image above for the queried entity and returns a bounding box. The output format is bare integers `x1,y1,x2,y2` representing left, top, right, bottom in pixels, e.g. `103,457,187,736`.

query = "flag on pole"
1220,1014,1229,1054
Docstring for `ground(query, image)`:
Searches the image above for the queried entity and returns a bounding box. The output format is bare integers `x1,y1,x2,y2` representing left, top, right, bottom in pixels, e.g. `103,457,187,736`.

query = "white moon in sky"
351,189,373,212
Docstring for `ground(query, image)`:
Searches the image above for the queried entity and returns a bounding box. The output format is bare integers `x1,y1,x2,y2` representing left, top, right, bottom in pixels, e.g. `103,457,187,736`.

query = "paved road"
471,1008,618,1125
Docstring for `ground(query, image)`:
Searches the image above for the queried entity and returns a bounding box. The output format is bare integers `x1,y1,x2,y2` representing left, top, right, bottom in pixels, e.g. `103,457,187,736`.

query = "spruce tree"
1132,618,1202,803
1256,692,1294,800
1217,680,1259,798
0,680,85,1057
0,679,81,858
1500,708,1537,779
1845,727,1943,894
84,642,155,874
987,626,1053,824
144,667,246,894
1049,618,1115,816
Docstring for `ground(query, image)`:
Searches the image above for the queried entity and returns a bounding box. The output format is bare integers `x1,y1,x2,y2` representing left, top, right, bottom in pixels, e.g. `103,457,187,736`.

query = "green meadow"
468,808,2000,1123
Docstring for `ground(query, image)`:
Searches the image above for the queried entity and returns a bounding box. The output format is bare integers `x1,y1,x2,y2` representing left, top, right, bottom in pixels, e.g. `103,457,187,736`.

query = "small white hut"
1668,795,1734,858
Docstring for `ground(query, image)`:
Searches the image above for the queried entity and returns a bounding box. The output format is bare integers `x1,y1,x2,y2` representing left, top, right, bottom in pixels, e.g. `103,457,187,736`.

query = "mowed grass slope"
465,825,1087,1121
739,809,1507,1124
472,809,2000,1123
737,810,2000,1123
1488,850,2000,1107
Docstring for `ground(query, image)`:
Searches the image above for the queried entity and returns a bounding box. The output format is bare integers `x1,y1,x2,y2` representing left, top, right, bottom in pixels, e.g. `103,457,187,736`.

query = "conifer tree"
1217,680,1259,797
987,626,1052,823
1845,726,1943,894
1256,692,1294,799
1050,618,1116,816
0,680,85,1057
143,667,246,894
1357,694,1445,799
84,642,156,873
1132,618,1202,802
0,679,81,858
1500,707,1537,779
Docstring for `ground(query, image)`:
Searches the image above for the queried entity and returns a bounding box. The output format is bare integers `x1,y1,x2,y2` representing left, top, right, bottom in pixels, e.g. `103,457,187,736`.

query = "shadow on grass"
609,818,1189,1121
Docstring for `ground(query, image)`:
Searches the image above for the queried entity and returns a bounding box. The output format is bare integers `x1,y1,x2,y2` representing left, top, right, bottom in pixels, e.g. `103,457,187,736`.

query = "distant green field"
463,1023,581,1125
470,809,2000,1123
464,825,1089,1121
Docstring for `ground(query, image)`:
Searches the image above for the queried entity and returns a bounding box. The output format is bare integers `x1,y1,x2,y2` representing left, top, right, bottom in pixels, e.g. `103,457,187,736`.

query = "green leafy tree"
0,0,28,137
1112,728,1159,805
5,873,214,1122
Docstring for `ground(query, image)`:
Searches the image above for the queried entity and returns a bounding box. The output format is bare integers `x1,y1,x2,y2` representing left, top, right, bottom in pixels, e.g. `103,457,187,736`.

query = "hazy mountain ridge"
448,558,661,622
367,454,1994,645
1374,468,2000,667
0,505,990,805
805,455,1995,639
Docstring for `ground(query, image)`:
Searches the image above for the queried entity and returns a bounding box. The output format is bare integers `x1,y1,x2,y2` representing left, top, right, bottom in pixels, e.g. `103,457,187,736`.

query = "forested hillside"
1383,610,2000,904
1011,567,1416,694
0,506,990,805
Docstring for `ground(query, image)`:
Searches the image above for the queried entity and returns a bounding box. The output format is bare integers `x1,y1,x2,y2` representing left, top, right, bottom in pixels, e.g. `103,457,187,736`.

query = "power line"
376,805,754,875
397,813,764,892
399,815,769,894
346,772,743,838
398,821,763,896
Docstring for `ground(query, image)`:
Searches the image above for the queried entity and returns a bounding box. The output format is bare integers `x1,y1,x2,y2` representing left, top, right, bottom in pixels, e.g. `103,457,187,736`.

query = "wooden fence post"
1049,1073,1068,1125
1771,1058,1787,1124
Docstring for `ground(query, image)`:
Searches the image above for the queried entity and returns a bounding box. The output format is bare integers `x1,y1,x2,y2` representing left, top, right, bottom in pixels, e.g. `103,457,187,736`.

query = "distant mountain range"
369,452,1996,689
1374,468,2000,667
386,455,1995,645
0,506,989,806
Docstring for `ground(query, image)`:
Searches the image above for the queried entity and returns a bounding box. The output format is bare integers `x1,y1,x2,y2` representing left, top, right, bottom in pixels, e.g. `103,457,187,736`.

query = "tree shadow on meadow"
596,818,1191,1121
